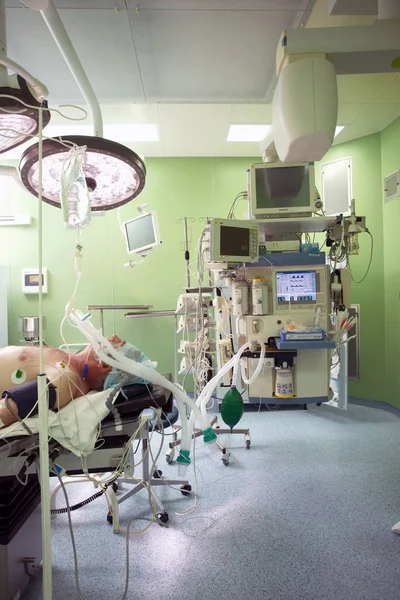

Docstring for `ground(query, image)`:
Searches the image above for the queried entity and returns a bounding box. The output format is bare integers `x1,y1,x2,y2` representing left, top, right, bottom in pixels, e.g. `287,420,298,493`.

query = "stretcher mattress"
0,389,113,455
0,382,173,456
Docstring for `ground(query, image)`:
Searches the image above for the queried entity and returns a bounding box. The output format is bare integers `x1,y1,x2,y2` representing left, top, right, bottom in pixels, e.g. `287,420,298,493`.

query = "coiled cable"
50,475,118,515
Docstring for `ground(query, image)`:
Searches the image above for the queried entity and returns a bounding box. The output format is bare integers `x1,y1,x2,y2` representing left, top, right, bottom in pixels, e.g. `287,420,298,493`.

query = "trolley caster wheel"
112,482,119,494
266,404,281,411
153,469,163,479
180,484,192,496
316,402,322,407
245,440,251,449
157,512,169,525
107,512,113,525
166,448,174,464
221,449,230,466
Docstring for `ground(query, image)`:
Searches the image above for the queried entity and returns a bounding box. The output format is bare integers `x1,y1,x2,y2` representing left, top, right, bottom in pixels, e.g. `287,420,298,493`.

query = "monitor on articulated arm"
123,210,161,268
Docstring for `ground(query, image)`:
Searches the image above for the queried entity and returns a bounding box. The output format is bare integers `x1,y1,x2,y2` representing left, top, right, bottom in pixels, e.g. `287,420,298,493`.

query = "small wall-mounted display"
384,170,400,203
22,269,48,294
321,157,352,216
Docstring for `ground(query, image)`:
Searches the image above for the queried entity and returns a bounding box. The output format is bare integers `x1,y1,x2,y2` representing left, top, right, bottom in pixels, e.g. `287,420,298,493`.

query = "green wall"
0,135,398,405
381,118,400,409
0,158,254,375
315,133,385,403
315,121,400,407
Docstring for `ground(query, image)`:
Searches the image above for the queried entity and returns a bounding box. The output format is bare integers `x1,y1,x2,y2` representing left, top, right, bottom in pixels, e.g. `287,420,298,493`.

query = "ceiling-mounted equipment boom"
261,12,400,164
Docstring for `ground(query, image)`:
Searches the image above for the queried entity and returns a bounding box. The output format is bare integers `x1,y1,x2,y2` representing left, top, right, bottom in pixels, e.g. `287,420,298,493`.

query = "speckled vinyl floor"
22,403,400,600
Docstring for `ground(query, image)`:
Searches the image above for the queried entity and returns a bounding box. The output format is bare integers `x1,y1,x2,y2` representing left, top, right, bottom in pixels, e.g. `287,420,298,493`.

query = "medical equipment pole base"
214,426,251,447
167,416,251,465
168,416,219,450
107,423,190,533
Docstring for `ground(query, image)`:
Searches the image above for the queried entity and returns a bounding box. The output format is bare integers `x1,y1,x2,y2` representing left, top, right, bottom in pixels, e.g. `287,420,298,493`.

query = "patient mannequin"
0,335,123,429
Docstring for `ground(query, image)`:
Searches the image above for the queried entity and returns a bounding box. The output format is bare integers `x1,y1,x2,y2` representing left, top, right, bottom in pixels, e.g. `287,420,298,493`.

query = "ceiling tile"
337,103,368,124
229,104,272,124
337,74,396,104
128,8,305,102
124,141,164,158
101,104,161,124
5,1,312,107
307,0,376,27
158,104,232,123
220,142,262,157
328,0,378,16
6,7,145,104
47,103,161,126
127,1,310,10
159,104,231,155
372,75,400,103
340,103,400,140
6,1,123,7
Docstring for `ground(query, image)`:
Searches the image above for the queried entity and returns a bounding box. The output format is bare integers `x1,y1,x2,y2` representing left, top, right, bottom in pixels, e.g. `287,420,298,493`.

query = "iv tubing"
240,343,265,385
97,343,207,427
232,343,249,386
40,0,103,137
37,107,53,599
199,342,252,417
66,309,210,440
93,348,189,454
73,315,198,415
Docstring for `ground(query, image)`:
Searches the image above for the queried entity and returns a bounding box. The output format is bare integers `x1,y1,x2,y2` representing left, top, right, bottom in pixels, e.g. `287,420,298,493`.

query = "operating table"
0,380,189,600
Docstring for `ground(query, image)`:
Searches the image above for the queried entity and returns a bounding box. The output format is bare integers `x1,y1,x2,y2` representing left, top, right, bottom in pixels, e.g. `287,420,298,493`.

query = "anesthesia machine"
178,159,368,412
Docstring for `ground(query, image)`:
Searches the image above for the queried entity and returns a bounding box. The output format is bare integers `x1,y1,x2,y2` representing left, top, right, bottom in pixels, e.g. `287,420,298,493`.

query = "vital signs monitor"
124,212,159,255
209,219,259,263
249,162,316,219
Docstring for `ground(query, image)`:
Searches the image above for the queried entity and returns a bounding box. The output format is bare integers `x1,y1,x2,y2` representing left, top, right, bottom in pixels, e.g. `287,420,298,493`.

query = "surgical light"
19,135,146,211
0,77,50,154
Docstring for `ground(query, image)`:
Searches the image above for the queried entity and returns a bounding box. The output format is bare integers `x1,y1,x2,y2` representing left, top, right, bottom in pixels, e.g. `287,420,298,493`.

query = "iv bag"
60,145,91,229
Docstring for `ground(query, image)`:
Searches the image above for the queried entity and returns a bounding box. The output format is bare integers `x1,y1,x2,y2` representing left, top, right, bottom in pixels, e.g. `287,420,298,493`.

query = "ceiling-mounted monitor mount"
263,16,400,164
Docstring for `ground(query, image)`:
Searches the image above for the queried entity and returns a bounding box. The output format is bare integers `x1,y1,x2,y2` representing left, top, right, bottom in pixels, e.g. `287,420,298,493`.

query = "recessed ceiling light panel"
227,124,271,142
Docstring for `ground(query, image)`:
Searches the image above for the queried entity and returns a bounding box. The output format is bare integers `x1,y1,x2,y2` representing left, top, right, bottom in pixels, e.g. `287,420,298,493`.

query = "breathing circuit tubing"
67,301,266,472
67,307,209,460
181,342,265,452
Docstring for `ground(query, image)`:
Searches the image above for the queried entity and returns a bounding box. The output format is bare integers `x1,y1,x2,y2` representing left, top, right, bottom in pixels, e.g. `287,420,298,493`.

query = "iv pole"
22,1,106,597
36,107,53,600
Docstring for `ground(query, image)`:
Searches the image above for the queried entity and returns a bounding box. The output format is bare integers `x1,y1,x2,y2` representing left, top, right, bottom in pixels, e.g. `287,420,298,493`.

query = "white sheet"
0,389,112,456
